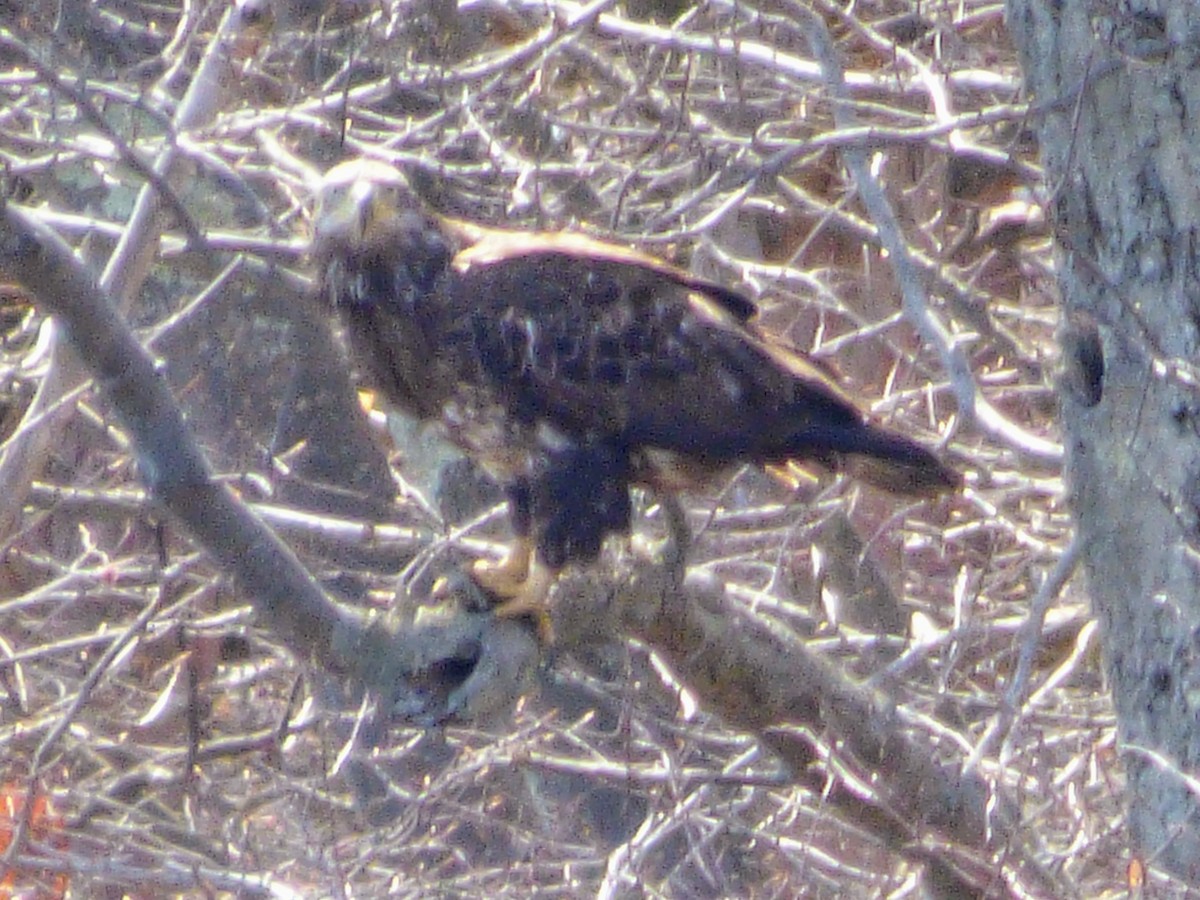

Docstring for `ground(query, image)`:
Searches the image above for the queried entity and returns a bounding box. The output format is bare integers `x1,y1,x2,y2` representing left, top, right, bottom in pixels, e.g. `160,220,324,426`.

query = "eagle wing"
452,228,759,322
445,230,918,482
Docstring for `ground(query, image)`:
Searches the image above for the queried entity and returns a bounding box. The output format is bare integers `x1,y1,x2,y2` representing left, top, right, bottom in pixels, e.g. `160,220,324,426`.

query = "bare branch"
0,195,536,739
593,527,1073,898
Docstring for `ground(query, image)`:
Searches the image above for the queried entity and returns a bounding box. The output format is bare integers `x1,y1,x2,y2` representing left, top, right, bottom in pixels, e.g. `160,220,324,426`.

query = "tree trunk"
1008,0,1200,879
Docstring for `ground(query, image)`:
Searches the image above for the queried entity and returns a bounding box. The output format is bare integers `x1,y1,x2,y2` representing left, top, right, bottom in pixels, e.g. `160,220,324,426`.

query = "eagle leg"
472,534,533,597
472,542,556,644
486,554,556,640
472,444,632,645
471,481,555,641
471,478,535,596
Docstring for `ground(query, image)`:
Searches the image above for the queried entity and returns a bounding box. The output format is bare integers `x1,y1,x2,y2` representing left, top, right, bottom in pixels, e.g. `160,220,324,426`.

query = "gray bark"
1007,0,1200,879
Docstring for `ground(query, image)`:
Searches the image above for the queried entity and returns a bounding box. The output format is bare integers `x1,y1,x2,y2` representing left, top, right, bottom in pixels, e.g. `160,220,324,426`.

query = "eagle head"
311,158,428,259
311,158,458,317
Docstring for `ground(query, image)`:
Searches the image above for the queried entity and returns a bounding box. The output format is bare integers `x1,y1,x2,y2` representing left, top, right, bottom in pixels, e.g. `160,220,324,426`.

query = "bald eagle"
311,159,959,626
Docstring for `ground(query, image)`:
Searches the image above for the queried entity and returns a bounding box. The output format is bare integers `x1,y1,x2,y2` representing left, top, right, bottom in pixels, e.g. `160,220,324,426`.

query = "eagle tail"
784,423,960,496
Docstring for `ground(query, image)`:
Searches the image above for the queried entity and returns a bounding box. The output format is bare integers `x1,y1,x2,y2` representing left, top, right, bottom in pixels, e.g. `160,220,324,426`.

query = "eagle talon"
504,606,555,647
471,536,533,598
487,565,556,646
471,539,556,644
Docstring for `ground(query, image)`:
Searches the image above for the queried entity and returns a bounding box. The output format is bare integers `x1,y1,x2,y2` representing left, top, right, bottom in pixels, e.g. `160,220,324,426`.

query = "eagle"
311,159,959,627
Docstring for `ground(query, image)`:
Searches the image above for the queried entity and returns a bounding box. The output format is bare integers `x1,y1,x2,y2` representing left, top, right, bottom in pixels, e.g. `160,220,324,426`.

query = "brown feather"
312,159,959,570
452,228,759,323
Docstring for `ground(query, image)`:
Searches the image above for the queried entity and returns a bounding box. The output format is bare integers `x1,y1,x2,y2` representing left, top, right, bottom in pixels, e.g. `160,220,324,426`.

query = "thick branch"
0,203,355,659
0,9,253,543
589,538,1070,899
0,200,535,726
